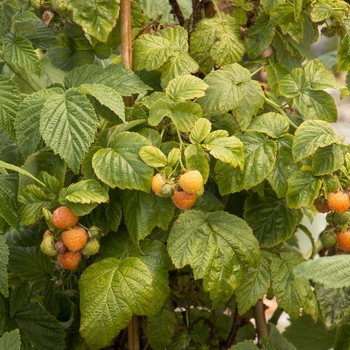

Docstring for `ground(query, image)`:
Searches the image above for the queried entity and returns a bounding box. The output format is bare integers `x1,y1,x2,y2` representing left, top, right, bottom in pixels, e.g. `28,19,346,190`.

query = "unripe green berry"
81,238,100,256
333,212,350,226
40,236,58,256
321,232,337,248
160,183,174,198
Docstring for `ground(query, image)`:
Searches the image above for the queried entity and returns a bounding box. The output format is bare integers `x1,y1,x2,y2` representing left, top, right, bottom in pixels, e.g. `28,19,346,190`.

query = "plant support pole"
120,0,139,349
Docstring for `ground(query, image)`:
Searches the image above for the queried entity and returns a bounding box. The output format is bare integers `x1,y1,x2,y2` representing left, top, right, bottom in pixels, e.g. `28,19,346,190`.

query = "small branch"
128,315,140,350
169,0,185,26
223,306,246,350
191,0,202,30
254,299,269,346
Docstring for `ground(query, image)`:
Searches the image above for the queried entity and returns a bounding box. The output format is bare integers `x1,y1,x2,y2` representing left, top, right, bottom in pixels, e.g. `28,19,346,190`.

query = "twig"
223,306,246,350
253,299,269,346
169,0,185,26
191,0,202,30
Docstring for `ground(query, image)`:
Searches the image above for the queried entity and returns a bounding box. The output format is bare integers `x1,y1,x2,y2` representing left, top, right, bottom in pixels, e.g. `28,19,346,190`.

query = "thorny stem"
254,299,269,346
264,97,299,130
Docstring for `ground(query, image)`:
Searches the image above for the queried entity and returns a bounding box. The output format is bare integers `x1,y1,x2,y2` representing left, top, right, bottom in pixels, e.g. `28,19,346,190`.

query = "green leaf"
198,63,250,113
271,253,316,319
64,63,150,96
77,83,125,121
80,256,167,349
312,144,344,176
39,89,98,173
215,132,276,195
167,148,180,167
12,302,65,350
247,112,289,138
184,144,210,183
68,0,120,42
8,246,52,283
168,210,260,308
0,330,21,350
0,236,9,297
189,118,212,144
0,75,21,139
165,74,208,102
3,35,41,76
149,99,202,132
315,284,350,329
338,34,350,72
0,174,19,230
133,35,175,71
190,14,244,71
244,190,301,247
146,302,177,350
139,146,167,168
235,252,271,315
267,135,300,198
334,307,350,350
230,340,258,349
261,0,285,13
92,132,153,191
246,11,275,59
15,88,61,159
10,280,30,318
122,190,174,246
283,314,335,350
310,1,333,21
268,323,297,350
293,255,350,289
292,120,342,163
63,179,109,204
203,132,244,168
286,171,322,209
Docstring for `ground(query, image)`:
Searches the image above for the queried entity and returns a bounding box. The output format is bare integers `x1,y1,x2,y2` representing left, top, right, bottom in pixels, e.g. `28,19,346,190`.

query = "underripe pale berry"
178,170,204,194
40,236,58,256
151,173,166,196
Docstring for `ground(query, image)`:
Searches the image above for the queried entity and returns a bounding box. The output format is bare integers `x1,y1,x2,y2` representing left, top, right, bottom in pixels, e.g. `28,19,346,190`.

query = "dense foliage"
1,0,350,349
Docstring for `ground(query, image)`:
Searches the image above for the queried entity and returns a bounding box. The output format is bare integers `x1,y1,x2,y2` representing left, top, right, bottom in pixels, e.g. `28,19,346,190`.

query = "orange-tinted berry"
57,251,81,270
172,190,197,210
178,170,203,194
151,173,166,196
52,206,79,229
335,230,350,251
61,227,88,252
327,191,350,214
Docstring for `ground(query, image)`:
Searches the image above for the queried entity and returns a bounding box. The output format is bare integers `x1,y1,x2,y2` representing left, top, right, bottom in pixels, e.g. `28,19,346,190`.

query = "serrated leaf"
10,280,30,317
168,210,260,308
286,171,322,209
236,252,271,315
315,284,350,329
139,146,168,168
0,174,19,230
0,236,9,297
312,144,344,176
12,302,65,350
244,190,301,247
77,83,125,121
122,190,174,246
68,0,120,42
15,88,61,159
338,34,350,72
267,135,300,198
80,256,168,349
8,246,52,283
92,132,153,191
283,314,335,350
198,63,250,113
261,0,285,13
334,307,350,350
133,35,175,71
63,179,109,204
184,144,210,183
215,132,276,195
146,302,177,350
246,11,275,59
247,112,289,138
190,118,211,144
64,63,150,96
167,148,180,166
293,255,350,289
39,89,98,173
292,120,342,162
269,323,297,350
165,75,208,102
0,75,21,139
271,253,316,319
310,1,333,21
3,35,41,76
0,330,21,350
230,340,258,349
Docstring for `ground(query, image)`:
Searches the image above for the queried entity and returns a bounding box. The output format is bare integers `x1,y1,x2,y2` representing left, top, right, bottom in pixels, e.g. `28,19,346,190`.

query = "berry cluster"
40,206,100,270
151,170,204,210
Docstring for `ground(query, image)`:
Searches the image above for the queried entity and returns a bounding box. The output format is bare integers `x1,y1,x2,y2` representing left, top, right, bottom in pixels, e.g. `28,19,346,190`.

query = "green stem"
250,65,264,77
264,97,299,129
176,128,185,170
305,239,324,260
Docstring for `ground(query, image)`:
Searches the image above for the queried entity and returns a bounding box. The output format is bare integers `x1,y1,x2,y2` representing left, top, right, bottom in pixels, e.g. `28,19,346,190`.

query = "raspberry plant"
1,0,350,349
